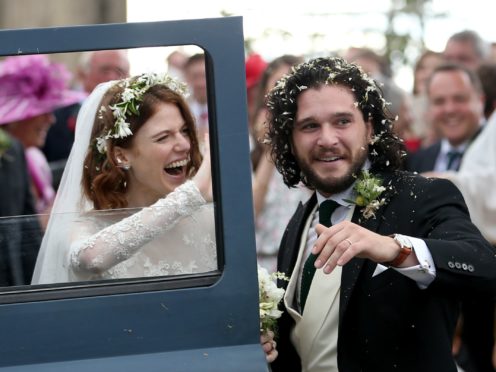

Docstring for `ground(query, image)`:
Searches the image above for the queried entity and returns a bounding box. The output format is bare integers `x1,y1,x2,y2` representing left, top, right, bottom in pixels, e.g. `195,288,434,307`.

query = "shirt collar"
440,138,469,154
315,160,371,207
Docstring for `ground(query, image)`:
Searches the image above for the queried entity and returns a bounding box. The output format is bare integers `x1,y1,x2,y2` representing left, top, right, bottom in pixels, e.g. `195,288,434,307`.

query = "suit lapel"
428,142,441,171
339,171,393,321
278,193,317,289
281,173,394,322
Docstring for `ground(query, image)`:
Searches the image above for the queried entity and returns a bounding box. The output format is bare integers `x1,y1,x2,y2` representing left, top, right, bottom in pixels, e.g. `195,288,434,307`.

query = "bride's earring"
117,158,131,170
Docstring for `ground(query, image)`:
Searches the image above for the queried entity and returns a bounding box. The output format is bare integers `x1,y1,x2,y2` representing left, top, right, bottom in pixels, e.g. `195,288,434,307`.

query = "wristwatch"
386,234,413,267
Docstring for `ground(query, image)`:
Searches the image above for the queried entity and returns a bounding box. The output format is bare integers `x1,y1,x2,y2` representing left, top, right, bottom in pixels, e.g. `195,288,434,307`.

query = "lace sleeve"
69,180,206,275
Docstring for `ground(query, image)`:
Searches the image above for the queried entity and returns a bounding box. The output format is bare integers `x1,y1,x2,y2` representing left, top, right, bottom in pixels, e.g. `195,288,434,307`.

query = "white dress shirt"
434,139,469,172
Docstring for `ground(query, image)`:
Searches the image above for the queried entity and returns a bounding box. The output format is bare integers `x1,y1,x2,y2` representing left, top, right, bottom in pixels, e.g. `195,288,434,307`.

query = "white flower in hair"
116,120,133,138
95,72,188,154
96,136,108,154
120,88,136,102
111,105,125,119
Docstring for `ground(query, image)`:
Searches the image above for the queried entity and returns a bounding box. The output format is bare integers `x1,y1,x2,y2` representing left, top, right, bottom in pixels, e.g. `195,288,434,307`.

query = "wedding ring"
344,239,353,246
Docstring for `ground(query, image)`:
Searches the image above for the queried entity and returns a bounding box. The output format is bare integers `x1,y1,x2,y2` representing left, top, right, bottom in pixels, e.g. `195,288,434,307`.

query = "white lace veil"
32,81,115,284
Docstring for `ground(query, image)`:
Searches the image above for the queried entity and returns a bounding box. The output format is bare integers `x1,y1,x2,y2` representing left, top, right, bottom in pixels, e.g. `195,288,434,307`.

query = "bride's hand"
193,133,212,202
261,331,278,363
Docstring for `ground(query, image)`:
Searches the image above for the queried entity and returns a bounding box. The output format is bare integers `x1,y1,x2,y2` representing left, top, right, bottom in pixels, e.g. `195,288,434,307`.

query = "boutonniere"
0,128,12,161
344,170,387,219
258,265,289,335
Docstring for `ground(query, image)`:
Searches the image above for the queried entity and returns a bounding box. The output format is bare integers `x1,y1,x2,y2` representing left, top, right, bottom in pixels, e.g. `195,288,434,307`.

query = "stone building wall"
0,0,127,80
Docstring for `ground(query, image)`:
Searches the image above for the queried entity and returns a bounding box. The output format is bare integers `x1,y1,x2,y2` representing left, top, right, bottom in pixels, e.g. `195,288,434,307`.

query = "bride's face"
118,102,192,206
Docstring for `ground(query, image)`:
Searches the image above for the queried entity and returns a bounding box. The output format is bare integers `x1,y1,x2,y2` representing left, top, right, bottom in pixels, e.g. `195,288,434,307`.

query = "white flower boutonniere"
345,170,387,219
258,265,289,334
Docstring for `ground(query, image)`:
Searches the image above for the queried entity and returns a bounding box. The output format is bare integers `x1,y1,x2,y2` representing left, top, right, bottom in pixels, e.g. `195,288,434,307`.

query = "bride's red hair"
82,80,202,210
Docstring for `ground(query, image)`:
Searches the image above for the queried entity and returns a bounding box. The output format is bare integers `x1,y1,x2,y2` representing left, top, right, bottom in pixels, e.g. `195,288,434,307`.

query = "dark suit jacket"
271,171,496,372
406,128,483,173
42,102,81,162
0,137,42,286
405,141,441,173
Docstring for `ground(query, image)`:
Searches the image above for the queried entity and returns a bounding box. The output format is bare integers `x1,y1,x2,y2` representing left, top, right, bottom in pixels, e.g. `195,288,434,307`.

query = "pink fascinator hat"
0,55,86,126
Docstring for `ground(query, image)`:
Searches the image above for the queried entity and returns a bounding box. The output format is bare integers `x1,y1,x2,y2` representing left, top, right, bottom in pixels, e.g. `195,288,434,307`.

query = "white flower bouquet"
258,265,288,334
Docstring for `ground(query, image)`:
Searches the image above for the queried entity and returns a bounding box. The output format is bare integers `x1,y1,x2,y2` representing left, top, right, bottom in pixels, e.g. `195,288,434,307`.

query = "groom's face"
291,84,372,197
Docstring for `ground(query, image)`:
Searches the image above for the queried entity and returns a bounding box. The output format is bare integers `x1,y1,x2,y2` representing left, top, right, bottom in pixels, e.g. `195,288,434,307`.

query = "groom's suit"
271,171,496,372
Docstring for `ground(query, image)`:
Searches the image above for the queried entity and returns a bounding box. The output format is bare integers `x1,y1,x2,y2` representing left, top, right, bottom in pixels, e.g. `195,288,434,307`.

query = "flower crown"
95,72,189,154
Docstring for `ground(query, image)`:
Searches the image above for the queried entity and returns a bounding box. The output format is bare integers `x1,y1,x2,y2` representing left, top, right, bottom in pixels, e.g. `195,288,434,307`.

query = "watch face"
395,234,413,249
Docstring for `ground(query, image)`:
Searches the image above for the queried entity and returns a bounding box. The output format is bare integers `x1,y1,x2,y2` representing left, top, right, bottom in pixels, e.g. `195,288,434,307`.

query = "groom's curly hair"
265,56,404,188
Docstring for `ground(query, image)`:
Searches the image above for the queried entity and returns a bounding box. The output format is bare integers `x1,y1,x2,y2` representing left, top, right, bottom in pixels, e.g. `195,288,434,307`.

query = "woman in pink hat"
0,55,85,224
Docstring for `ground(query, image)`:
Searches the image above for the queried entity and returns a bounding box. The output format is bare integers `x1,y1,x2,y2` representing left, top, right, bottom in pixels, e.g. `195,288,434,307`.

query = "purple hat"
0,55,87,125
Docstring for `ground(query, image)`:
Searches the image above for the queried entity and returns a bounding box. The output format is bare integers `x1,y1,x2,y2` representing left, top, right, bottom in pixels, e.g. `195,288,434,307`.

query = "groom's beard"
297,148,368,196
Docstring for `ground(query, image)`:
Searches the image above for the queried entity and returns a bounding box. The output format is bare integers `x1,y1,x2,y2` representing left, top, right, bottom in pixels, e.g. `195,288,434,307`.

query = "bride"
31,73,216,284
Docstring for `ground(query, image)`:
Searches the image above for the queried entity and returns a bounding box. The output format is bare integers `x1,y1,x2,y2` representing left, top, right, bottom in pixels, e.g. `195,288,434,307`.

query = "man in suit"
406,63,484,173
265,57,496,372
419,63,496,372
0,130,42,286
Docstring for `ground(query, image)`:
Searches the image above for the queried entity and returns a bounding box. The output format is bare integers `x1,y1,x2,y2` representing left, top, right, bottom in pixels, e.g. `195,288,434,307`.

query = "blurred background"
1,0,495,91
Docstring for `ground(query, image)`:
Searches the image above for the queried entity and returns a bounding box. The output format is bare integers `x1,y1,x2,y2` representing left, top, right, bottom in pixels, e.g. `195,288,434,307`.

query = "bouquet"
258,265,288,334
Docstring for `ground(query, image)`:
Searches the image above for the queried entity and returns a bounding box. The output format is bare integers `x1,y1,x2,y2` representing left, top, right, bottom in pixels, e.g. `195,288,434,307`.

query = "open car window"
1,45,220,294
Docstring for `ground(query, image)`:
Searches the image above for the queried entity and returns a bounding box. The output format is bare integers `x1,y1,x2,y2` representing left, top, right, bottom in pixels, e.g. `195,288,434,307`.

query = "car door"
0,17,268,371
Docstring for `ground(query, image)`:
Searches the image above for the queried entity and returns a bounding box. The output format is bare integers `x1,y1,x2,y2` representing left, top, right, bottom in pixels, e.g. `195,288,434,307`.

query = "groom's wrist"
384,234,413,267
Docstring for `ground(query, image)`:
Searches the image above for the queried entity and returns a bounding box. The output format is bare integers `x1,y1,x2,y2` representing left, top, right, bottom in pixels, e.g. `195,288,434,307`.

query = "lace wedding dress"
31,82,217,284
68,181,217,282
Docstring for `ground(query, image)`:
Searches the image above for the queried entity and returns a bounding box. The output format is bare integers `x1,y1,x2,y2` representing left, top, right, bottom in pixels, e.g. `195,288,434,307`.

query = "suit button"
455,262,461,269
468,265,475,272
448,261,455,268
462,263,468,270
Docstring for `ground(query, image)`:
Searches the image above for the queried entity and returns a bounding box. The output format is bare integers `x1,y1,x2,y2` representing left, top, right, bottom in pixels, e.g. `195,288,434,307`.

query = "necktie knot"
319,199,341,227
446,149,463,171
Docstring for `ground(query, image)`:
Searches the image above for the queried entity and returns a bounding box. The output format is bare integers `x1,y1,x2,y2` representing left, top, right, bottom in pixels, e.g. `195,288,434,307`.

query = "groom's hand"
261,331,278,363
312,221,401,274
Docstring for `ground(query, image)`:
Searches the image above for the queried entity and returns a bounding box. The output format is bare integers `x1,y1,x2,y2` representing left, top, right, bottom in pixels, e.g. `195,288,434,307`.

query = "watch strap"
386,234,413,267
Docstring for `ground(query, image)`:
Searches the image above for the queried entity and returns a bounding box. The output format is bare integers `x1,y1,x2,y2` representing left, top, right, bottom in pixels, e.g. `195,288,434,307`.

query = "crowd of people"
0,27,496,371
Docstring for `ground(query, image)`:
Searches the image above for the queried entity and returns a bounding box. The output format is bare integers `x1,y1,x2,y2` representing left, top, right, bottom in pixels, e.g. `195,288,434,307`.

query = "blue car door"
0,17,268,371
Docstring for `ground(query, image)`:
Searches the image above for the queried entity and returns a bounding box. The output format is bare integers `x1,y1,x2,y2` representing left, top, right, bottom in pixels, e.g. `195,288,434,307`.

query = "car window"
0,46,220,293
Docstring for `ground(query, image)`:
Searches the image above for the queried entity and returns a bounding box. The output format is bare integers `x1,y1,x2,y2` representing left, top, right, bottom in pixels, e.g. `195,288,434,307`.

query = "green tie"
300,199,340,313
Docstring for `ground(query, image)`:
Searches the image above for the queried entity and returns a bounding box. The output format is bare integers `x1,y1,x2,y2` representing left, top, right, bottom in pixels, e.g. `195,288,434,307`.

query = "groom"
266,57,496,372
